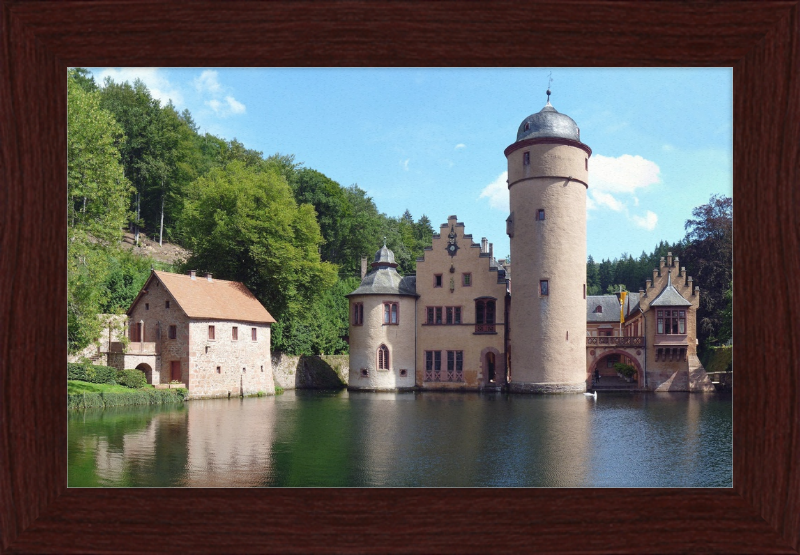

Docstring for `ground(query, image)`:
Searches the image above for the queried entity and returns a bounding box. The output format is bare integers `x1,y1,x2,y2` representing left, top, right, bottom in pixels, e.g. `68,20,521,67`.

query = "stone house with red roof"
106,270,276,399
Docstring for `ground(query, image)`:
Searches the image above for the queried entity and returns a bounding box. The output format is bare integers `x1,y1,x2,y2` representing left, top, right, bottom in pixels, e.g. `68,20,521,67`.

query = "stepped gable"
129,270,275,324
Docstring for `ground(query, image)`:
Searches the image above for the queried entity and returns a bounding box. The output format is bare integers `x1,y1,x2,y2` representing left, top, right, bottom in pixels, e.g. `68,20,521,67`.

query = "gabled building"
106,270,277,398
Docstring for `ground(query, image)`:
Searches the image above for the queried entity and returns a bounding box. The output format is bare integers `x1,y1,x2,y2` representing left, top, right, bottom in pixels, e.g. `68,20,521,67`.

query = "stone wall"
272,352,348,390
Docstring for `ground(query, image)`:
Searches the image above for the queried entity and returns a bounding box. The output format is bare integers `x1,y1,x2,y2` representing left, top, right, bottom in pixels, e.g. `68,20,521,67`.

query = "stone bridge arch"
586,347,646,388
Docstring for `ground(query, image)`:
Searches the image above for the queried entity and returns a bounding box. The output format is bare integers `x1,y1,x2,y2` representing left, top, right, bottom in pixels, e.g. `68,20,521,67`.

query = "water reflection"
69,390,732,487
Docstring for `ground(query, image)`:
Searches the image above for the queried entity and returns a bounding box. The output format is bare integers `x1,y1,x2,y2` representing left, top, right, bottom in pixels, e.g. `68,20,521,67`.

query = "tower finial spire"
546,72,553,105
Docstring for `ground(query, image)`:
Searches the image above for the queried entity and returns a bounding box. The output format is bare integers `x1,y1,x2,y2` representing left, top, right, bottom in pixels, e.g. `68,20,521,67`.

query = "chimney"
361,257,368,279
206,273,213,282
189,270,196,280
680,266,686,278
481,237,488,253
675,256,680,269
667,252,673,267
659,256,665,268
639,287,645,297
653,268,658,282
646,278,652,290
688,276,694,293
489,242,494,259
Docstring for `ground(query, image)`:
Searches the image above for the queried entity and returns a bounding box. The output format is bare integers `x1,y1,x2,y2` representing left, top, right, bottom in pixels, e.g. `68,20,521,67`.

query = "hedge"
68,388,186,409
116,368,147,389
67,362,118,385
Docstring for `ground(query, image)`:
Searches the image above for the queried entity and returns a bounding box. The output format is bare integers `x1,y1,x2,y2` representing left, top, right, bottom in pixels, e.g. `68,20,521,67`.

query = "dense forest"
67,69,433,356
68,69,731,360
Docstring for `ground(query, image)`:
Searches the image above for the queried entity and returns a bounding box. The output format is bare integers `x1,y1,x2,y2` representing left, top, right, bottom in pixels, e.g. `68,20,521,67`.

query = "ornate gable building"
347,94,714,393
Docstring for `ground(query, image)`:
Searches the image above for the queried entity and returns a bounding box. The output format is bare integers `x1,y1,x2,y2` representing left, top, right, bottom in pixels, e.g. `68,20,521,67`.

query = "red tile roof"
131,271,276,324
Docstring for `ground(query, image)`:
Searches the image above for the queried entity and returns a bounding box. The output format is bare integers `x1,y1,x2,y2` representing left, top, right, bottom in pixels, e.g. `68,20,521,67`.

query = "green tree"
586,255,600,294
180,160,338,350
681,194,732,350
67,72,132,353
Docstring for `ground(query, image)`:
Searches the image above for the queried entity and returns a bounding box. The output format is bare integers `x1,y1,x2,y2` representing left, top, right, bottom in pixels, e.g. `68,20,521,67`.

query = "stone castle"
347,93,715,393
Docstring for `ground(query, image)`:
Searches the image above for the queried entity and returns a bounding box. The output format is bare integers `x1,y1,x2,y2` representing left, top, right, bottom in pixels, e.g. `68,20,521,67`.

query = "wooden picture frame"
1,1,798,552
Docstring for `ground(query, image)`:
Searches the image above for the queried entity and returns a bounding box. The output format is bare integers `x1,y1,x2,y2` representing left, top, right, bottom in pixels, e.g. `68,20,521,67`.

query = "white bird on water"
584,391,597,399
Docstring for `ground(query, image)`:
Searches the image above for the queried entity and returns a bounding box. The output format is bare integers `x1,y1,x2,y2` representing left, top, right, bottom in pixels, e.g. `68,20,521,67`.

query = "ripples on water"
68,390,732,487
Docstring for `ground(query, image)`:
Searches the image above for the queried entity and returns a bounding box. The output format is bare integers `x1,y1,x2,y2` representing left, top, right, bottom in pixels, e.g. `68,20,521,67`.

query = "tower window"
462,273,471,287
251,327,257,341
168,325,177,339
208,325,215,340
145,303,149,310
352,302,364,325
524,122,530,131
523,151,530,166
537,209,545,221
585,158,588,171
232,326,238,341
434,274,443,288
540,280,549,296
377,344,390,370
383,302,399,325
165,300,170,309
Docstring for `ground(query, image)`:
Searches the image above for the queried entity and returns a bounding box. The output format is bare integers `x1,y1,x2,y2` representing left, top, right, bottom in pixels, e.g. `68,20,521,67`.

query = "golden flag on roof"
619,291,628,323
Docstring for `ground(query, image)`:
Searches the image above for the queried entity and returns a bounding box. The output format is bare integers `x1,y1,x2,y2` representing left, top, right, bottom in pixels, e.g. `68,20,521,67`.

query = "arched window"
594,305,603,313
377,344,390,370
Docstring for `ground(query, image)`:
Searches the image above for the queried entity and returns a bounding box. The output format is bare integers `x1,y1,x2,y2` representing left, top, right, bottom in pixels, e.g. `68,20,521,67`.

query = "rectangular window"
462,273,472,287
434,274,443,288
145,303,149,310
353,302,364,325
434,351,442,379
435,307,443,325
447,351,455,381
426,306,435,324
251,327,257,341
168,325,177,340
679,311,686,334
208,325,215,340
383,302,398,325
540,280,549,296
523,151,530,166
537,209,545,221
446,306,453,325
454,306,461,324
232,326,238,340
216,366,221,374
165,300,170,309
425,351,434,382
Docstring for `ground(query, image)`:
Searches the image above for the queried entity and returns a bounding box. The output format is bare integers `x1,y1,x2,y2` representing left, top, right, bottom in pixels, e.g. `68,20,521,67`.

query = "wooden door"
170,361,181,382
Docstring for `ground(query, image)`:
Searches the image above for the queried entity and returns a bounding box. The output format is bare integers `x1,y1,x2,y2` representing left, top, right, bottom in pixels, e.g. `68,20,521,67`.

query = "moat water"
68,390,732,487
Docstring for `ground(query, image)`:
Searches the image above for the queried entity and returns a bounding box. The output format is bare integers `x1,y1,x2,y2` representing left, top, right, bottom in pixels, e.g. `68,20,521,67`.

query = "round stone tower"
346,244,417,391
505,91,591,393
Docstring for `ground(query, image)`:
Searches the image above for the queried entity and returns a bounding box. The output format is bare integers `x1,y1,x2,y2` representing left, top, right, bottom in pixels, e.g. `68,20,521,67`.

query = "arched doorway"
135,362,153,384
486,352,496,383
590,350,643,388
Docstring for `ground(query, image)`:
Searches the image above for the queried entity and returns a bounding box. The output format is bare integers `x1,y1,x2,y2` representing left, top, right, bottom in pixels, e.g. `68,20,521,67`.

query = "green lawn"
67,380,154,394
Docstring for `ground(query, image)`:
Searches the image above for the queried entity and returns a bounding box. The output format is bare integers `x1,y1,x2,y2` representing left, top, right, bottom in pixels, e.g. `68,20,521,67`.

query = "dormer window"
594,305,603,314
524,122,530,131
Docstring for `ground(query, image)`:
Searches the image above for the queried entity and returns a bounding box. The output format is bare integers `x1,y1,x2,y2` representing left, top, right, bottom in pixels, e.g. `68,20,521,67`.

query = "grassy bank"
68,380,186,409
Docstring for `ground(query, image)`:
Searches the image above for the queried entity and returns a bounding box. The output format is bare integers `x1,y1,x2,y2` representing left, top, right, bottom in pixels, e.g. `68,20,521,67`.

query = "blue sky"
88,67,732,262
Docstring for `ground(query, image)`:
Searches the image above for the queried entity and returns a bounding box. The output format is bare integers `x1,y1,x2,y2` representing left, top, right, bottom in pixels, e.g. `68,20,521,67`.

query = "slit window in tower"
537,209,545,221
540,280,549,296
523,151,530,166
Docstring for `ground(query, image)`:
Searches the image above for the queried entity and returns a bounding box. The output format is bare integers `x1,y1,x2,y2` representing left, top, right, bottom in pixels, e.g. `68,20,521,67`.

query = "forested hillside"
68,68,730,360
67,69,432,356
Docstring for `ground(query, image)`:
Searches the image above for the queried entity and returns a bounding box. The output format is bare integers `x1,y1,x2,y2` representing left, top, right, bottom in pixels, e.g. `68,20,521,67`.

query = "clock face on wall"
446,225,459,256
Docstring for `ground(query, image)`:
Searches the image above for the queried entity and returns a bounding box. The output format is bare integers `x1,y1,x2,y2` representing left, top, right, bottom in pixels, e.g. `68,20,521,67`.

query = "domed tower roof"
516,101,581,143
347,242,417,297
372,243,397,268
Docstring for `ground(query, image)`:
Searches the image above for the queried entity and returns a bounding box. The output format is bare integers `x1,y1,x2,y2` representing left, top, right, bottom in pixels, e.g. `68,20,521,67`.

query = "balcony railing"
586,336,645,347
474,324,496,334
108,341,158,354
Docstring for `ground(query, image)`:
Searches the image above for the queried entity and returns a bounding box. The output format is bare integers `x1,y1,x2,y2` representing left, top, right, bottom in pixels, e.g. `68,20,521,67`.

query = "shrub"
275,386,284,395
68,362,118,384
614,363,637,379
116,368,147,389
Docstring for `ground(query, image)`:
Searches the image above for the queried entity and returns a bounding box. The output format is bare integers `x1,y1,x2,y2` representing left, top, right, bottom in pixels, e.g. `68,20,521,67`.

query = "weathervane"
546,72,553,103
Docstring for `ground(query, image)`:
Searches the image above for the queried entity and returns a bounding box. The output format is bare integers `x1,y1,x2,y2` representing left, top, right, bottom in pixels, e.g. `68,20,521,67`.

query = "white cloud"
592,191,624,212
455,143,466,150
194,70,222,94
631,210,658,230
402,159,410,171
478,171,509,210
591,154,660,194
225,96,246,114
95,67,184,107
206,99,222,113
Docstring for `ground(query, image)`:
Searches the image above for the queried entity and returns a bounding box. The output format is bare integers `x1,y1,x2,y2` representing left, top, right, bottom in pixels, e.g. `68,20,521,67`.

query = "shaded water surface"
68,390,732,487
